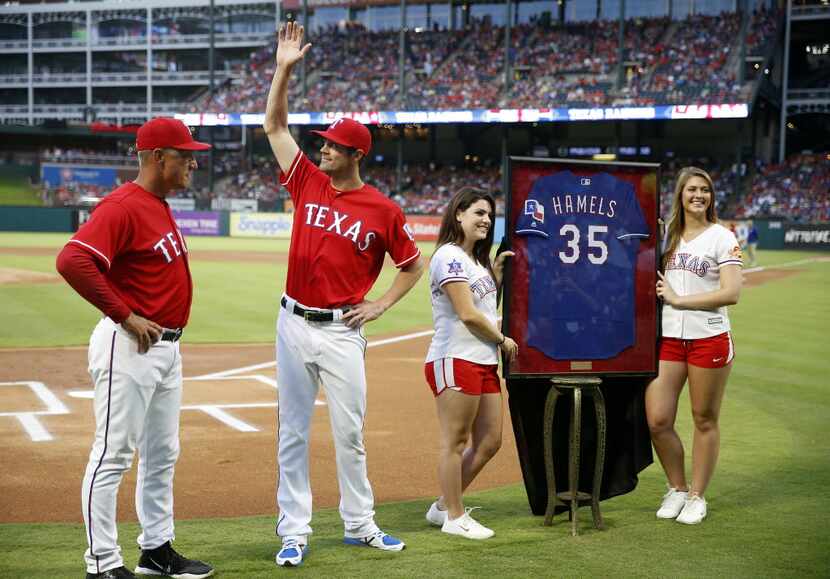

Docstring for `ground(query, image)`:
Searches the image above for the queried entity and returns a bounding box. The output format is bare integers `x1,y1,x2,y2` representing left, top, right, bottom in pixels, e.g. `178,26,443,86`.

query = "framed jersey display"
503,157,660,378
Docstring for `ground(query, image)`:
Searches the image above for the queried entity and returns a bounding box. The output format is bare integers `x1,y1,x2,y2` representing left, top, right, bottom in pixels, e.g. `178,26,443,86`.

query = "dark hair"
436,187,496,275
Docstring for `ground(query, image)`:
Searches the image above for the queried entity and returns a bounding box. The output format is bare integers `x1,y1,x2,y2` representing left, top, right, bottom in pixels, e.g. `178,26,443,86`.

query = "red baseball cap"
311,118,372,155
136,117,211,151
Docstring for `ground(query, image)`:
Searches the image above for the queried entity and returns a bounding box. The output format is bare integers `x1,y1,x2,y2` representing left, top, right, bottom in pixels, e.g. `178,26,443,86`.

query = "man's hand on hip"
342,301,387,329
121,312,163,354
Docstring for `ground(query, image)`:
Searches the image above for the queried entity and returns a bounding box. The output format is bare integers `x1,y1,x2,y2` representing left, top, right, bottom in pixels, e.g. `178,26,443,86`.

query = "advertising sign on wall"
783,223,830,250
167,198,197,211
230,212,293,238
173,210,221,237
42,165,118,188
406,215,441,241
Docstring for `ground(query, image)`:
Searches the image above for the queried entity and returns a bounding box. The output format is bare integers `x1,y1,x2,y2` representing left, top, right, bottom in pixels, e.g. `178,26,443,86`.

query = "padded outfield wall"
4,207,829,250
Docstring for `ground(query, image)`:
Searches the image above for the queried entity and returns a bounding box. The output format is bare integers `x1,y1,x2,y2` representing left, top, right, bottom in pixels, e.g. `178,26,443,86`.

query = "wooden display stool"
542,376,607,536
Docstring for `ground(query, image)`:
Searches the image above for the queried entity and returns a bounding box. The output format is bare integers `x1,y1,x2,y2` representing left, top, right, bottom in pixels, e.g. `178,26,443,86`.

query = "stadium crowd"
39,145,828,225
725,154,830,223
194,10,777,114
630,13,742,104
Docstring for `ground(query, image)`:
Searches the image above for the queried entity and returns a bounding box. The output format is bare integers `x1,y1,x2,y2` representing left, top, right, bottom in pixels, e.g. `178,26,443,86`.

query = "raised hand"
276,21,311,68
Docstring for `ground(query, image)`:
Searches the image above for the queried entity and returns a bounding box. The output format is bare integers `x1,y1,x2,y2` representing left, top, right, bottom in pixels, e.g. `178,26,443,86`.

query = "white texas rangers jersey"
662,223,743,339
426,243,499,365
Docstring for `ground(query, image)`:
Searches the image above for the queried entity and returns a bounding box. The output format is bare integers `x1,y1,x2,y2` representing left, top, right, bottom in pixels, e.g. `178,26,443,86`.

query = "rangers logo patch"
524,200,545,223
730,245,743,260
447,259,463,275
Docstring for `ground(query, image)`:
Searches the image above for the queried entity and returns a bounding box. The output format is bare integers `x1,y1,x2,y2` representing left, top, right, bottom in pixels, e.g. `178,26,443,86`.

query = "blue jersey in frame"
515,170,650,360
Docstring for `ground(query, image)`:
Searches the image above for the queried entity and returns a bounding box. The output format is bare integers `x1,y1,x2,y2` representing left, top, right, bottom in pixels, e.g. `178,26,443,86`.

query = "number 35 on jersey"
515,171,651,361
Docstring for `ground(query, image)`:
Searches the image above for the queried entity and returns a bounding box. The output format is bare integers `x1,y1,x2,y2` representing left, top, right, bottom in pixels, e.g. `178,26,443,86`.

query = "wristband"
497,335,506,346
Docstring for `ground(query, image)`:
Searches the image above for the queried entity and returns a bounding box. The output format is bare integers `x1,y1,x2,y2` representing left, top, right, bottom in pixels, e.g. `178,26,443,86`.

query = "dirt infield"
742,267,801,288
0,266,62,285
0,264,803,524
0,335,523,524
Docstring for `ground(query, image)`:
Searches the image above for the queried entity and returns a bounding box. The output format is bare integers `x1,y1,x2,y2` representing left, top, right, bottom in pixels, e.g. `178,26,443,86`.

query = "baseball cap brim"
311,129,364,153
173,140,212,151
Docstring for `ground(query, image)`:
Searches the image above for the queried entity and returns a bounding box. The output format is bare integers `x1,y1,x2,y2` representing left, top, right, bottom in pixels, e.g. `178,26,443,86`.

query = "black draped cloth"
506,377,653,515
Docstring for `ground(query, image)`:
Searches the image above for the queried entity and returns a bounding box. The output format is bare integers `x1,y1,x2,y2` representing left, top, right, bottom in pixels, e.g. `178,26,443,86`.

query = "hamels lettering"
153,230,187,264
303,203,376,250
550,194,616,217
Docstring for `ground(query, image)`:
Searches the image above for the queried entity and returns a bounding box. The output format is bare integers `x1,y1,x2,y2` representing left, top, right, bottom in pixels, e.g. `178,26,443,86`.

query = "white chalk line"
0,381,70,442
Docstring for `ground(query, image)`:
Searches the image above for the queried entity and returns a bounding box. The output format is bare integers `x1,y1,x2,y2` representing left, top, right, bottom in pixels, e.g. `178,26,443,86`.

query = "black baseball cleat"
134,541,214,579
86,567,136,579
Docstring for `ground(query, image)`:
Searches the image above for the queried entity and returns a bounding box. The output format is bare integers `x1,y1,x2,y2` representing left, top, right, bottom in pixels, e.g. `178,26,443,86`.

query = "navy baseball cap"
312,118,372,155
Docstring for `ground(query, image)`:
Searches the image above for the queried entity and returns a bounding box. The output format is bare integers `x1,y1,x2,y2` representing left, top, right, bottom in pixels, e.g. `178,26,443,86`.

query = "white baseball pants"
275,296,379,539
82,317,182,574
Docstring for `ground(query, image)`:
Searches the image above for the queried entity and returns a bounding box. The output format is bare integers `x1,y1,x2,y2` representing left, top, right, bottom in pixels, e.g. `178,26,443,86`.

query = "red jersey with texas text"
279,151,420,308
68,182,193,328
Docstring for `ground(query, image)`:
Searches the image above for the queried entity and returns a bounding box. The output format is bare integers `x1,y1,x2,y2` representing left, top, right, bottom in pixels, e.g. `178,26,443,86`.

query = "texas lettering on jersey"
470,275,497,299
67,182,194,329
302,203,376,251
516,170,650,360
153,230,188,263
664,252,710,277
279,151,420,308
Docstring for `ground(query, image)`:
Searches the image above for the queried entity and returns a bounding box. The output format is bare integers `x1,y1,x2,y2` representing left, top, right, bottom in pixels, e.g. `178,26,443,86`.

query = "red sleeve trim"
56,244,131,323
395,248,421,268
68,239,112,269
279,150,304,187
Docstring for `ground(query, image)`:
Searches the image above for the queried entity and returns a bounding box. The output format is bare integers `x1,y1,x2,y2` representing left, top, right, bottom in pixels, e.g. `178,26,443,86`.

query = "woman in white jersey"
648,167,743,525
423,187,518,540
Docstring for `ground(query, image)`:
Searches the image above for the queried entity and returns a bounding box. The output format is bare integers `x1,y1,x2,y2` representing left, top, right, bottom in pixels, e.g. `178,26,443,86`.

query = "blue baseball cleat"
343,529,405,551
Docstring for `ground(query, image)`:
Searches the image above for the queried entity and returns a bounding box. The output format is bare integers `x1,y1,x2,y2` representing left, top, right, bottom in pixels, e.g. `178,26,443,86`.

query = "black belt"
281,297,345,322
160,328,183,342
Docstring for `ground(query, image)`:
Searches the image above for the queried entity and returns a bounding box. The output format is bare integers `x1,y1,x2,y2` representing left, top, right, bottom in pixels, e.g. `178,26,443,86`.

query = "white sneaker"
441,508,494,540
676,495,707,525
426,501,447,527
656,487,689,519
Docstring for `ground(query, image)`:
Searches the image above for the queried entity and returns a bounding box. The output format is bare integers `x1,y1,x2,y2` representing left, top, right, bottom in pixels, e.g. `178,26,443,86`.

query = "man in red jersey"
263,22,424,567
56,117,215,579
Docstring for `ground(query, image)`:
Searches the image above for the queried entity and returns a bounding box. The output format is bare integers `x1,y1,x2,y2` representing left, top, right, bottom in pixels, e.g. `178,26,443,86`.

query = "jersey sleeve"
386,206,421,268
68,200,133,269
279,151,329,206
615,179,650,242
716,227,744,268
515,177,550,238
431,245,470,289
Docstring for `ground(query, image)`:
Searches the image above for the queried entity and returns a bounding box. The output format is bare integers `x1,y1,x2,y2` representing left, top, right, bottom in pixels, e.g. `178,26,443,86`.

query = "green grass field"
0,234,436,346
0,233,828,578
0,176,42,206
